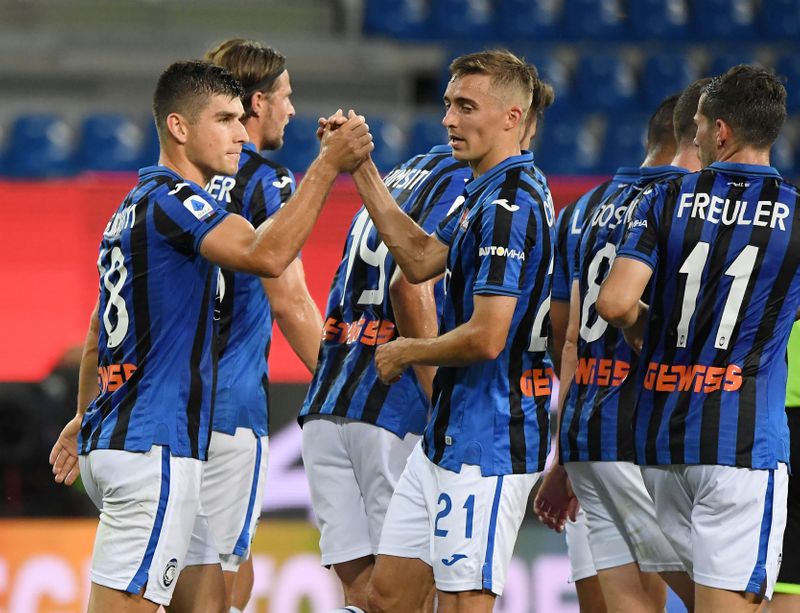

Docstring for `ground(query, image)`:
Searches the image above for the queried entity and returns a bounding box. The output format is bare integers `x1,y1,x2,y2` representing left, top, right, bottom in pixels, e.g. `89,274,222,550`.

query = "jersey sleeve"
552,202,576,301
615,184,663,270
251,166,295,229
153,183,229,255
435,205,462,246
472,192,535,298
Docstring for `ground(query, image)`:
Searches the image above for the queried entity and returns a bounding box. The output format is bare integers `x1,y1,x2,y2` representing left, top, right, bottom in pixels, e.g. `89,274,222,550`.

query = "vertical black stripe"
486,168,522,286
429,367,457,464
185,268,214,458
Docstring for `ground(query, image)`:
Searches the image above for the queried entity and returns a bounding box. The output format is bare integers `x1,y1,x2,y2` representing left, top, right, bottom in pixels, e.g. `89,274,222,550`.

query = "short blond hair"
449,49,533,109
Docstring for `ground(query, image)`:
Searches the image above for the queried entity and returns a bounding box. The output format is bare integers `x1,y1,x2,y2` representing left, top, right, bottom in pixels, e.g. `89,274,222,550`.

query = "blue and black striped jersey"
561,165,688,462
551,169,639,303
207,142,295,436
79,166,228,459
299,145,471,438
618,162,800,469
424,152,556,476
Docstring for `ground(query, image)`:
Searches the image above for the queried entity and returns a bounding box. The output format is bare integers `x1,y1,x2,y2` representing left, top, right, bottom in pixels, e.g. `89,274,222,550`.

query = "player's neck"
471,142,522,177
245,122,265,151
715,146,771,168
158,153,209,187
670,145,702,172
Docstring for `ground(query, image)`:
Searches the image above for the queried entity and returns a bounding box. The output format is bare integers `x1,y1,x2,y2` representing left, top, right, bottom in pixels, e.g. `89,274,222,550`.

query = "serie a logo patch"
163,558,178,587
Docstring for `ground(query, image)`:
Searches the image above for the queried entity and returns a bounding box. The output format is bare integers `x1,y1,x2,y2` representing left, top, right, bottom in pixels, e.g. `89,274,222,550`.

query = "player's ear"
166,112,190,145
506,105,524,131
249,91,263,118
715,118,730,148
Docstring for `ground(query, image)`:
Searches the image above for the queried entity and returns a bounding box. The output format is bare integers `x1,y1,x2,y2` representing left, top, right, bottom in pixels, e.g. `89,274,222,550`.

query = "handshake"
315,108,375,173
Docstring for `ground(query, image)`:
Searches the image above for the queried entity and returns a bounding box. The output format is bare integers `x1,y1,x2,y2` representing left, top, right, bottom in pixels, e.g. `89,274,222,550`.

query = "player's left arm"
374,293,515,383
49,299,100,486
261,258,323,374
388,267,440,399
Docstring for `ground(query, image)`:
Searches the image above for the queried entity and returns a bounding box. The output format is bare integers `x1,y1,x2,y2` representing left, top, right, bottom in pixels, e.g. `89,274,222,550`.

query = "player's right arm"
49,299,100,486
201,113,373,277
351,157,450,283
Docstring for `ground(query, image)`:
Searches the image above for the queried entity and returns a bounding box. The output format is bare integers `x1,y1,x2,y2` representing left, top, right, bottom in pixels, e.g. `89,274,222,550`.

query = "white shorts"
301,416,419,566
565,461,683,574
642,463,788,598
79,446,217,606
202,428,269,572
379,442,539,596
565,508,597,582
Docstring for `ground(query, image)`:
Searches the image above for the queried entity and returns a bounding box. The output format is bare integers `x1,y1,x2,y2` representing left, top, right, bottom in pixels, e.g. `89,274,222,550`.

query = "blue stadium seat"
599,115,649,175
534,116,600,175
368,118,407,172
429,0,495,40
526,52,575,114
75,114,143,172
575,53,638,111
691,0,758,40
3,114,74,178
407,115,448,157
363,0,430,40
772,131,796,178
777,55,800,113
497,0,564,41
629,0,690,40
270,116,320,175
564,0,626,40
640,53,698,110
759,0,800,39
708,51,761,78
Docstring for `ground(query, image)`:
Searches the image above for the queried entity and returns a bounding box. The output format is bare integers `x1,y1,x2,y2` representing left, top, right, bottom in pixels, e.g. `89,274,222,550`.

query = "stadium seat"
362,0,430,40
3,114,74,178
368,117,407,173
269,116,320,175
772,130,797,178
759,0,800,40
534,116,600,175
708,51,761,78
629,0,690,40
564,0,626,40
407,115,448,157
777,55,800,113
691,0,758,40
575,53,638,111
640,53,698,110
429,0,495,40
599,114,649,174
75,114,143,172
496,0,564,41
526,51,575,114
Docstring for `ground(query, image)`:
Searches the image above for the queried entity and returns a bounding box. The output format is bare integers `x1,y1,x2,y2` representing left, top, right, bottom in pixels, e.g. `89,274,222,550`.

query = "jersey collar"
138,165,183,182
639,165,688,181
430,144,453,155
612,166,642,184
708,161,781,178
464,151,534,197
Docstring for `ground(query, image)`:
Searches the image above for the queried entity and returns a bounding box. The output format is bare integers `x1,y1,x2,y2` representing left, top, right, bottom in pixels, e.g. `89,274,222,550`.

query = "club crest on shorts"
163,558,178,586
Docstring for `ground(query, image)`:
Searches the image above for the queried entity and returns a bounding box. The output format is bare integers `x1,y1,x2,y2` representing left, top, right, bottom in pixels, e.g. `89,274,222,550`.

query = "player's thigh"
301,417,372,566
566,461,636,571
81,447,203,607
201,427,268,571
577,461,684,574
428,461,538,597
347,422,419,547
688,463,788,600
640,465,694,572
